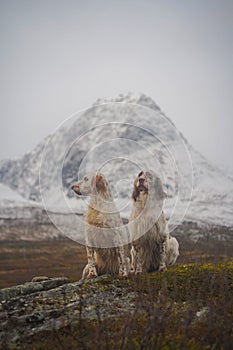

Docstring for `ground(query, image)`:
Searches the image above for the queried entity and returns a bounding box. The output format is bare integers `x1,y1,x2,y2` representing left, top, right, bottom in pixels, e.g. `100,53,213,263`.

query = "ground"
0,230,232,289
0,239,86,288
0,230,233,349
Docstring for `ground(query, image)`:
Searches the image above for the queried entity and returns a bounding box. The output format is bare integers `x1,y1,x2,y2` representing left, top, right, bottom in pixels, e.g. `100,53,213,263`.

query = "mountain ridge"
0,93,233,231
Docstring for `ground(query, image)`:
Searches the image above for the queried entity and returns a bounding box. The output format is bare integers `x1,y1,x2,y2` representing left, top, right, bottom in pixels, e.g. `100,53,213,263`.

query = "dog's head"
71,173,110,198
132,170,167,202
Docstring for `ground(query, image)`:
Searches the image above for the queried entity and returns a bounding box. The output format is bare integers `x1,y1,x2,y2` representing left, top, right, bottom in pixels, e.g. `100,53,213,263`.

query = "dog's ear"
154,177,166,200
132,180,139,201
95,173,107,194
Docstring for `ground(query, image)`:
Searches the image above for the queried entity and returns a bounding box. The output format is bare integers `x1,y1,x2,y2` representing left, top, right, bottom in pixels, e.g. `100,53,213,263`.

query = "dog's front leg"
81,263,89,280
158,238,167,272
86,246,98,278
117,246,128,277
131,243,142,274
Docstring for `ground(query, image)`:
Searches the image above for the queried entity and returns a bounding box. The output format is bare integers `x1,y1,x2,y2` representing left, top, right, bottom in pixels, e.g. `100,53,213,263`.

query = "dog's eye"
138,171,143,177
84,177,88,182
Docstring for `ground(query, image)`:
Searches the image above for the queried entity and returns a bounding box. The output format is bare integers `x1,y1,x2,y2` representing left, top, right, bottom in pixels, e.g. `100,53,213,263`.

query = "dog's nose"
71,184,77,190
139,178,144,184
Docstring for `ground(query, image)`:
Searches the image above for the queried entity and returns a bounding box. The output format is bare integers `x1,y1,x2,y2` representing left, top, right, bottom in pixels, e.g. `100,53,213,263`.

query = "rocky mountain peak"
0,93,233,230
93,92,161,111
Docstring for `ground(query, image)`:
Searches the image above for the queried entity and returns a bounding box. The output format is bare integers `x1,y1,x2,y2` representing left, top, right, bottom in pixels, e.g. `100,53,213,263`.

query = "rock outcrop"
0,275,136,346
1,263,233,349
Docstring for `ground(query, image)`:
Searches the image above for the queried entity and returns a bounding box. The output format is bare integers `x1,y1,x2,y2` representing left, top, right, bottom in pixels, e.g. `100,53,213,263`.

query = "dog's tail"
167,236,179,266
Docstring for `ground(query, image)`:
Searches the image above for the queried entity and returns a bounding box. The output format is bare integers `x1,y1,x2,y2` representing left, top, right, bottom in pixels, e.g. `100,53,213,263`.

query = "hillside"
0,93,233,243
1,262,233,349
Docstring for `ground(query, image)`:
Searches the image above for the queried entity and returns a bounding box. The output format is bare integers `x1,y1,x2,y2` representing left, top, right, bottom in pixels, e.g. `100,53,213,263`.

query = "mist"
0,0,233,172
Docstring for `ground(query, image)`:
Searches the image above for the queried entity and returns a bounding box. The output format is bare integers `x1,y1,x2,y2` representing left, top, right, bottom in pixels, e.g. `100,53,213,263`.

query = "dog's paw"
118,266,128,277
118,271,128,278
131,265,143,275
158,264,167,272
86,272,98,279
86,267,98,279
134,262,143,275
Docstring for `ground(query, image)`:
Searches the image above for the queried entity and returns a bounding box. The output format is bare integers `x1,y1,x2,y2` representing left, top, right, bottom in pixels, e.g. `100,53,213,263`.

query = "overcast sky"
0,0,233,173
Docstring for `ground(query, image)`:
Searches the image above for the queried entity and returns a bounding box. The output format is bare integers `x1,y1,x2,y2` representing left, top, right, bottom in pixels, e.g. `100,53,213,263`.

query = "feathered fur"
72,172,128,279
129,170,179,273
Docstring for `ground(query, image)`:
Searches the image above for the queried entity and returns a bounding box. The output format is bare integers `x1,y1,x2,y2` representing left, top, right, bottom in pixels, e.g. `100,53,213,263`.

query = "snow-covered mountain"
0,93,233,236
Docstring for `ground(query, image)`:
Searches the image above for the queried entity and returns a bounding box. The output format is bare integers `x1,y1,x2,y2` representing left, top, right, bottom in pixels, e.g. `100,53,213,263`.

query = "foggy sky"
0,0,233,173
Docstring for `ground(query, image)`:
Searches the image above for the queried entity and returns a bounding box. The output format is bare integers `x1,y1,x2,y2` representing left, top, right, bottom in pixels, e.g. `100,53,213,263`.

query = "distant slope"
0,93,233,228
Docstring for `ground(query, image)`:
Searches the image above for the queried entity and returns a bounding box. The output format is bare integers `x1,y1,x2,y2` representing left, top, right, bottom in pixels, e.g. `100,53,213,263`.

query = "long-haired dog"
72,172,128,279
129,170,179,273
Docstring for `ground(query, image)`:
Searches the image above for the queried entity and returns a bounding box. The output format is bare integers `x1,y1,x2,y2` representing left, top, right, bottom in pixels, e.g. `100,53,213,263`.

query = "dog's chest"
85,208,105,226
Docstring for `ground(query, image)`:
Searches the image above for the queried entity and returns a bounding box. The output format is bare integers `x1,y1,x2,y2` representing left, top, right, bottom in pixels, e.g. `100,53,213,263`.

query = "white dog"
72,172,128,279
129,170,179,273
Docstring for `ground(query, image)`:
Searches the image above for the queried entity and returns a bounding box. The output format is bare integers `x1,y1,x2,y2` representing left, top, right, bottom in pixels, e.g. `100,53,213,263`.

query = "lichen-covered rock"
0,277,69,302
0,275,137,347
31,276,49,282
1,264,233,349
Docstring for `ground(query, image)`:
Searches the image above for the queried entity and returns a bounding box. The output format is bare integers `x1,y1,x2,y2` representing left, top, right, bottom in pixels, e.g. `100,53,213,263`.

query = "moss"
3,262,233,350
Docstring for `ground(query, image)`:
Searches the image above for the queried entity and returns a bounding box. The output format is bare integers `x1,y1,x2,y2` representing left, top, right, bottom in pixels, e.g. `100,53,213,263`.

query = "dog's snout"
139,178,144,184
71,184,79,191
